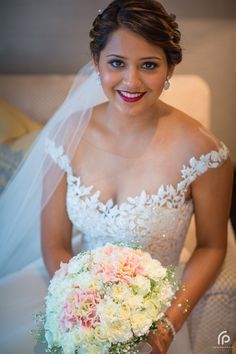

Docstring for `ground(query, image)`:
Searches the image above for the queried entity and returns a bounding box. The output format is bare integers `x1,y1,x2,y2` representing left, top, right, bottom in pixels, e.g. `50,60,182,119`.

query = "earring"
96,72,101,86
164,77,170,90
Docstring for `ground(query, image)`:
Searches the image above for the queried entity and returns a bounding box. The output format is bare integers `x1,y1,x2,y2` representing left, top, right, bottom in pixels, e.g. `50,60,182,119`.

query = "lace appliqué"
181,144,229,184
44,138,229,266
45,138,72,175
45,138,229,210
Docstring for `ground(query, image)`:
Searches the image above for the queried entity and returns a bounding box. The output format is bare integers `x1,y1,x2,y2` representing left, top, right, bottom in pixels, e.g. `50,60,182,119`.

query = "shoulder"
161,103,228,162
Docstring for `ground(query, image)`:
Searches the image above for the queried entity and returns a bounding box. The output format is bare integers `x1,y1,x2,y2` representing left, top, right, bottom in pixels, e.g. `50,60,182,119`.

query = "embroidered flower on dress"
44,138,229,266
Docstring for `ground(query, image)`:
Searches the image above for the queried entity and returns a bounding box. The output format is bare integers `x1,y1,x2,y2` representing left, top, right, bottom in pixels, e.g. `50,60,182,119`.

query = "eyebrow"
106,54,162,61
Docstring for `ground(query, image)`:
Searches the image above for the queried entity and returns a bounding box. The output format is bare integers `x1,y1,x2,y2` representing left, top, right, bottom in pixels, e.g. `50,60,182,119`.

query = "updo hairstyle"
89,0,182,66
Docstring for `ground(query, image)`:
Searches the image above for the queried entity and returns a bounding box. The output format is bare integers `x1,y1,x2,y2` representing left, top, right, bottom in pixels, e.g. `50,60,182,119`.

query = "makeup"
117,90,146,103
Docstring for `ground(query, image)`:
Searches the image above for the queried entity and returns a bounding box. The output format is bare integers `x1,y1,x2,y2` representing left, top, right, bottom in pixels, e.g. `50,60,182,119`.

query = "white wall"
1,0,236,159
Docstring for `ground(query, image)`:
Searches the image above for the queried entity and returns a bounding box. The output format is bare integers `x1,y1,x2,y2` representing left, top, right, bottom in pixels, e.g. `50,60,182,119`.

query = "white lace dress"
0,140,229,354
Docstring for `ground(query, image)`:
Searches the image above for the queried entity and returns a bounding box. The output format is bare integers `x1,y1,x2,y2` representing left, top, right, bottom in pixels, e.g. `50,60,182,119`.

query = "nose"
123,66,141,89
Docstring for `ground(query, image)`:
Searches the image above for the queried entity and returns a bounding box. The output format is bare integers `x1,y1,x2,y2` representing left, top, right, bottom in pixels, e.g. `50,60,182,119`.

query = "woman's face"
96,27,174,117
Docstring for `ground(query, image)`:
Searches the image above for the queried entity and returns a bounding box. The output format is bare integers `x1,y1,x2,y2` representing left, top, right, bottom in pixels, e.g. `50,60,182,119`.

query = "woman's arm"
165,157,233,332
41,174,73,278
148,157,233,353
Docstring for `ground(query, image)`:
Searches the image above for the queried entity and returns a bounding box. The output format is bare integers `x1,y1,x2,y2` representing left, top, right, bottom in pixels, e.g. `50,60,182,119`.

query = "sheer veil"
0,62,108,277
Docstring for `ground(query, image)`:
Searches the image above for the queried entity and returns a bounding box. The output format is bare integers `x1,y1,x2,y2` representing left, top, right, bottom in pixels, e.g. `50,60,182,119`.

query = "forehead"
101,27,166,59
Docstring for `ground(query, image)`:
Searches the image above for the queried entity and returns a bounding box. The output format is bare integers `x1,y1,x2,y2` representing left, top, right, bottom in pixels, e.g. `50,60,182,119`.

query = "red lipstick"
117,90,146,103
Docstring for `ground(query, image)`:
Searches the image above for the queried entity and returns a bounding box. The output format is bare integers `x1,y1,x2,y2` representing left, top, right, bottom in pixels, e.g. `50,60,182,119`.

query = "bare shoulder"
162,103,226,161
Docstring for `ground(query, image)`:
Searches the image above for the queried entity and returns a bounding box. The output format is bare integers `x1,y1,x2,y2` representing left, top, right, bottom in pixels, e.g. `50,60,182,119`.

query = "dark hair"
89,0,182,66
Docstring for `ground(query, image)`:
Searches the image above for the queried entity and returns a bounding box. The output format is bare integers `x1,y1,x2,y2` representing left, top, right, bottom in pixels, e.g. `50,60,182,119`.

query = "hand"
146,323,174,354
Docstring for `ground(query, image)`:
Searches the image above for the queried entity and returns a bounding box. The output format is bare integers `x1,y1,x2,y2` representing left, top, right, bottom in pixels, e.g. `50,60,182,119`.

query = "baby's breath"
33,243,178,354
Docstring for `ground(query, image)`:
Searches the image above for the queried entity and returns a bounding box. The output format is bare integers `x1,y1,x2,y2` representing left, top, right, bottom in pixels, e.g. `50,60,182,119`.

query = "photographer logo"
217,331,230,346
212,330,233,351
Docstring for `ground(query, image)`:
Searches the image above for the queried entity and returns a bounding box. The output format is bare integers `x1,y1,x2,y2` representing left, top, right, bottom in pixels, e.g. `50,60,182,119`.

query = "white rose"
97,300,129,322
130,311,152,337
143,259,167,281
157,284,175,304
131,275,151,296
67,253,91,274
126,293,144,309
143,299,159,321
73,271,97,289
109,282,130,301
100,319,133,343
49,277,74,300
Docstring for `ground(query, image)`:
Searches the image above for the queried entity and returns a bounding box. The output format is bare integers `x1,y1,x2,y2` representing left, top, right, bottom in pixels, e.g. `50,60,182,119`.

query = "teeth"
120,91,143,98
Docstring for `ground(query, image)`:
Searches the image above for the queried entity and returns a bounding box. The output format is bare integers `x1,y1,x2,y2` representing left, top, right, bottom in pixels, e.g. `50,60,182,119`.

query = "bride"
0,1,234,353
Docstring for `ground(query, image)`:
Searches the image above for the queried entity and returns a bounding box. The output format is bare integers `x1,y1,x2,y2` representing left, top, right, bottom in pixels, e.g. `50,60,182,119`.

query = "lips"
117,90,146,103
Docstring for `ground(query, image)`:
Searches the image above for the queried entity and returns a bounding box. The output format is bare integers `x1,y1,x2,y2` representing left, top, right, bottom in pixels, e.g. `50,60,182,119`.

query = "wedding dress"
0,130,229,354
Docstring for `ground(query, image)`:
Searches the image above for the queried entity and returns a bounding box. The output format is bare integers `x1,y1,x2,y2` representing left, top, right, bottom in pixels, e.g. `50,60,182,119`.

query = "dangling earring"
96,72,101,86
164,76,170,90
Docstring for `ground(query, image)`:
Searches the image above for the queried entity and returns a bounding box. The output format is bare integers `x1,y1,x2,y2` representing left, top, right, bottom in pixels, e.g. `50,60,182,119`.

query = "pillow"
0,97,42,145
0,130,40,193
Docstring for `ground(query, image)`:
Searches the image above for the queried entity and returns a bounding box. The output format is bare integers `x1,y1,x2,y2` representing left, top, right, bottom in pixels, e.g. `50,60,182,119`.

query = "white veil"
0,62,108,277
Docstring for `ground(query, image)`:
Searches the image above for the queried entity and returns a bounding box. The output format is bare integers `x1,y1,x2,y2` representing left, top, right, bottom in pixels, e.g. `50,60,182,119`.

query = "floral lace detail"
45,138,72,175
67,175,194,266
45,138,229,266
45,138,229,210
181,143,229,185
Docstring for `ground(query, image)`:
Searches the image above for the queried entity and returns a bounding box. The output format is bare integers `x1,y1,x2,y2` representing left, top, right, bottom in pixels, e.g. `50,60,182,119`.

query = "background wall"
1,0,236,160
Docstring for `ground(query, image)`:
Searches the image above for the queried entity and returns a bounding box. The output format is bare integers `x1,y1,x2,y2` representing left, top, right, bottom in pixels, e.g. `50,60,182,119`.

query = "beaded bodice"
45,139,228,266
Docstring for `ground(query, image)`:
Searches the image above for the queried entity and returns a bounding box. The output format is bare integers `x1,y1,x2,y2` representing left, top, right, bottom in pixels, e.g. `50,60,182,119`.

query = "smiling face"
95,28,174,117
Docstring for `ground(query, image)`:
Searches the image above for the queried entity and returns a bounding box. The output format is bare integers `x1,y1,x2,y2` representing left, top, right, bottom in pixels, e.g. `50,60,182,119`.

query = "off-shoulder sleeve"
45,138,73,175
180,142,229,186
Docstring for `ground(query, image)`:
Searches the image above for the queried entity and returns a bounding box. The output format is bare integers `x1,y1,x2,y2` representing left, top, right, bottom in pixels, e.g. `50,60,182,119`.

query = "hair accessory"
164,76,170,90
159,315,176,339
98,9,103,15
96,72,101,86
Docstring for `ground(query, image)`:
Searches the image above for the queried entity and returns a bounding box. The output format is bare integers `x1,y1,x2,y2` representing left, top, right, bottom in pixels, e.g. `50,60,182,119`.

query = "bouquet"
39,243,178,354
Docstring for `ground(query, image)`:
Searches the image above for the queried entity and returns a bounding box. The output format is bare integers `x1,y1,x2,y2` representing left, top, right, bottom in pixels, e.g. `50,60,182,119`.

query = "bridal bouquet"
41,243,178,354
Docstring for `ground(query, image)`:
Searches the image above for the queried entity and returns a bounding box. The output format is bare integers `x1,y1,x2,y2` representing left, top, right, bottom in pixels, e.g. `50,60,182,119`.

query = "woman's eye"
142,62,158,70
108,59,125,68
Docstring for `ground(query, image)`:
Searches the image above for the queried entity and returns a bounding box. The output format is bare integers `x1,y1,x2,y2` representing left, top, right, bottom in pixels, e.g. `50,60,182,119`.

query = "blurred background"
0,5,235,351
0,0,235,159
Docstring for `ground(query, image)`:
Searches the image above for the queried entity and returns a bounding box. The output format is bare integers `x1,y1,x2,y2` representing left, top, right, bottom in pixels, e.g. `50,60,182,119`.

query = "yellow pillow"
0,97,42,145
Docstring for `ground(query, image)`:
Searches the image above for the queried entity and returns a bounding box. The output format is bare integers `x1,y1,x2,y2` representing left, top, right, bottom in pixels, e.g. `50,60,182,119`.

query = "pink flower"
116,254,144,282
95,250,144,285
60,288,101,332
60,301,78,332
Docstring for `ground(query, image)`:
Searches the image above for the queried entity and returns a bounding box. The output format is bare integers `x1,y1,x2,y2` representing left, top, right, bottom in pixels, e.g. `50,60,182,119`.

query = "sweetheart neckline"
67,173,193,211
46,138,229,210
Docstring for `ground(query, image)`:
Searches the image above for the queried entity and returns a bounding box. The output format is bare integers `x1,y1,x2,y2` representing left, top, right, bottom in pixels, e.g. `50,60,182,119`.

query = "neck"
104,101,162,136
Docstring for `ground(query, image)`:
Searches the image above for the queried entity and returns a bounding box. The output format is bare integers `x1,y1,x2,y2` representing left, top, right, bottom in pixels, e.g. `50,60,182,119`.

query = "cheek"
101,71,120,89
147,74,167,91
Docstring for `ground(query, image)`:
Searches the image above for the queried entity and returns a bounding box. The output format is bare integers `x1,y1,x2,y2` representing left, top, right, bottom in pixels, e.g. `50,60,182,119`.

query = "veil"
0,61,108,277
